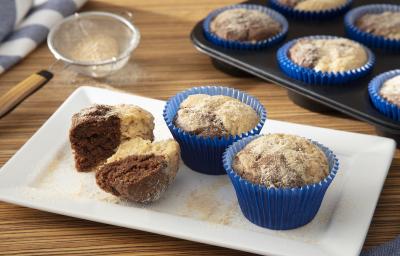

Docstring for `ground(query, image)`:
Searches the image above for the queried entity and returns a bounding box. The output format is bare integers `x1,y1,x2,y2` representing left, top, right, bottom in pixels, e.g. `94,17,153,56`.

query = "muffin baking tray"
0,86,395,256
190,0,400,145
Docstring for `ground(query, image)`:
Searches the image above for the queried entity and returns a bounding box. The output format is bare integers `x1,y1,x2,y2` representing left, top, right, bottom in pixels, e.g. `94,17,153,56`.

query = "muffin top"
380,75,400,107
232,134,329,188
356,11,400,40
288,38,368,73
278,0,347,11
174,94,259,137
210,8,282,42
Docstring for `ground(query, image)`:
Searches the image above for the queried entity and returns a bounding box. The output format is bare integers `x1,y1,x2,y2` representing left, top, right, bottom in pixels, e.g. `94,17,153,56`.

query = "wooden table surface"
0,0,399,255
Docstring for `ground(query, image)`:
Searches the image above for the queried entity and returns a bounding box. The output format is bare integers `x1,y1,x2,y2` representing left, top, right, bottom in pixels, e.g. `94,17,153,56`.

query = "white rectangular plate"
0,86,395,256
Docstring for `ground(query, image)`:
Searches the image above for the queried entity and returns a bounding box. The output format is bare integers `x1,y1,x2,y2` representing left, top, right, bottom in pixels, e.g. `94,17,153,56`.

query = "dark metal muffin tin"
190,0,400,146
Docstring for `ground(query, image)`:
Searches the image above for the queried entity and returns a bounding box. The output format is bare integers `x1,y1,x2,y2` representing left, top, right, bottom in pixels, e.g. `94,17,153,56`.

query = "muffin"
233,134,329,188
174,94,259,138
96,138,180,203
210,8,282,42
356,12,400,40
369,70,400,121
203,4,288,49
277,36,375,85
223,134,338,230
69,104,154,171
270,0,351,19
345,5,400,51
277,0,347,11
288,38,367,73
163,86,266,175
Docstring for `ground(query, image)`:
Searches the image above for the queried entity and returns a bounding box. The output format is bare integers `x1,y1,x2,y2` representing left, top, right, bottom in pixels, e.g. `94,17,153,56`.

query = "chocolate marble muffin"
173,94,259,138
69,104,154,171
380,75,400,107
232,134,329,188
356,11,400,40
210,8,282,42
96,138,180,203
288,38,368,73
278,0,347,11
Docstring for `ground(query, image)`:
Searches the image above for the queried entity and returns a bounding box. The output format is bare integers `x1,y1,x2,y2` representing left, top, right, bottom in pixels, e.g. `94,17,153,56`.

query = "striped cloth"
0,0,87,75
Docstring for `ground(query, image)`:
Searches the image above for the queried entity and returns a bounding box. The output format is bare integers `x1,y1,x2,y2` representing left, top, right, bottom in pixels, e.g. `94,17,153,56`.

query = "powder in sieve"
69,34,120,62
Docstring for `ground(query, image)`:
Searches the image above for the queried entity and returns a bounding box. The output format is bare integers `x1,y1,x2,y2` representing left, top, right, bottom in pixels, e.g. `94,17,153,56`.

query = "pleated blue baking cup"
368,70,400,121
163,86,267,175
223,135,339,230
202,4,288,50
276,35,375,85
345,4,400,52
269,0,352,20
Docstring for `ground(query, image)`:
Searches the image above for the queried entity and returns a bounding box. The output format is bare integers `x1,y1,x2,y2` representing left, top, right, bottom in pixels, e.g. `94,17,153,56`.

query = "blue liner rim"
202,4,289,50
344,4,400,50
162,85,268,143
269,0,352,19
276,35,376,85
368,69,400,122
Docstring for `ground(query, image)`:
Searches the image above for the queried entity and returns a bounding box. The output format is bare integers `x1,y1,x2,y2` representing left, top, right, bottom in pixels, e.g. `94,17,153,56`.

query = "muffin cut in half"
69,104,154,172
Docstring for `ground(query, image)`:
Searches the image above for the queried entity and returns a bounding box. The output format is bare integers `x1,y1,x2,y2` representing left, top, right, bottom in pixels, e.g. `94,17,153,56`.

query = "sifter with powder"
0,11,140,118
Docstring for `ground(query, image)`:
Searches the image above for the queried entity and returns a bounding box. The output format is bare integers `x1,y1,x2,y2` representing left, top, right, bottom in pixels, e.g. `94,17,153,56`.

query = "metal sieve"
48,11,140,78
0,11,140,118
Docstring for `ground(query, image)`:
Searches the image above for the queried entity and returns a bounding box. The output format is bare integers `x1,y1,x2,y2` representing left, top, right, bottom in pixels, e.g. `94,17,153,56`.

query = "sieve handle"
0,70,53,118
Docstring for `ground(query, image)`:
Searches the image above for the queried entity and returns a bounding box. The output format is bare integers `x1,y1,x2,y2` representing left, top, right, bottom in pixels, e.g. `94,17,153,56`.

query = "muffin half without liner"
269,0,352,20
223,135,339,230
202,4,288,50
345,4,400,52
276,35,375,85
163,86,267,175
369,70,400,122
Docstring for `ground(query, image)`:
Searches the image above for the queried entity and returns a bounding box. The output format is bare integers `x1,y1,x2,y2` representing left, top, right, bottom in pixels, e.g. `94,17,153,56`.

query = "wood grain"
0,0,399,255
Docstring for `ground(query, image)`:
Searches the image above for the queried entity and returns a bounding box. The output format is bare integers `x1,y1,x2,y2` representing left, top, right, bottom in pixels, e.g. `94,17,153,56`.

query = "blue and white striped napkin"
0,0,87,75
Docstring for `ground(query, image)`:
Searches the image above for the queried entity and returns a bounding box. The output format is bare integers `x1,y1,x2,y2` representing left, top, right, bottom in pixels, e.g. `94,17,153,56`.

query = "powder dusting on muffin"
210,8,282,42
232,134,329,188
380,75,400,107
288,38,368,72
174,94,259,137
278,0,347,11
356,11,400,40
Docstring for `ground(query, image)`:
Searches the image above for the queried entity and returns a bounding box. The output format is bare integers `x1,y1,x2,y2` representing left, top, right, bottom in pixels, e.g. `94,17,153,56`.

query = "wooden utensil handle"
0,70,53,118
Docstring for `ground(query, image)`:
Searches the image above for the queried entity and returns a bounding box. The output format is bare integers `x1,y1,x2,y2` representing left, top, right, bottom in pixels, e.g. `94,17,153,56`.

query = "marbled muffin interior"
96,138,180,203
232,134,329,188
288,38,368,73
356,11,400,40
70,104,155,172
278,0,347,11
210,8,281,42
174,94,259,137
380,75,400,107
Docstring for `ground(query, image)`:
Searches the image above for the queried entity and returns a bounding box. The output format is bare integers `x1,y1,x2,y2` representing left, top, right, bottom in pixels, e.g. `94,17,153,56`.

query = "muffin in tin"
223,134,339,230
270,0,351,19
356,11,400,41
203,4,288,50
277,36,375,85
369,70,400,121
163,86,266,175
345,4,400,51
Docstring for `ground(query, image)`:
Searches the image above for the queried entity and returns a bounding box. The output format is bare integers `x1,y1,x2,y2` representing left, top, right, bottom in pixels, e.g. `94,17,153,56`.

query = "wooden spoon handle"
0,70,53,118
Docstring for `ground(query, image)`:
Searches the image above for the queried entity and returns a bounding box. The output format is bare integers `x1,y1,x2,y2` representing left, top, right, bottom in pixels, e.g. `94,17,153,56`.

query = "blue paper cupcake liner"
223,135,339,230
269,0,352,20
345,4,400,52
276,35,375,85
203,4,288,50
163,86,267,175
368,70,400,122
